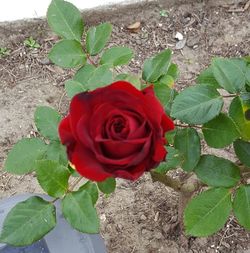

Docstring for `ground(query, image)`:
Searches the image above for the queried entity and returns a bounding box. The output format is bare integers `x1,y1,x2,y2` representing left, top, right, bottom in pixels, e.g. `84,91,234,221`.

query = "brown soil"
0,0,250,252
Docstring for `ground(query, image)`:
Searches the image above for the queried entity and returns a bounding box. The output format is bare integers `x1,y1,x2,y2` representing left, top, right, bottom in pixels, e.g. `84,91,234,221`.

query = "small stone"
221,241,230,248
175,32,184,41
141,229,152,239
187,36,200,48
155,231,163,239
100,214,106,222
140,214,147,220
39,58,51,65
154,212,159,222
163,224,171,234
176,38,186,49
117,223,123,230
195,237,208,246
171,215,177,223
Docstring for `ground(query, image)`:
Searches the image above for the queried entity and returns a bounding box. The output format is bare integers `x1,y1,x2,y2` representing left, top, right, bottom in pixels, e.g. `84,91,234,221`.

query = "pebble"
140,214,147,220
221,241,230,248
141,229,152,239
155,231,163,239
39,58,51,65
176,38,186,49
162,223,171,234
195,237,208,246
175,32,184,41
187,36,200,48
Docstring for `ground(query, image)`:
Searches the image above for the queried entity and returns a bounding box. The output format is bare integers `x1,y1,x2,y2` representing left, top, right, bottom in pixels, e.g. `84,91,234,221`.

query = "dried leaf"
127,21,141,33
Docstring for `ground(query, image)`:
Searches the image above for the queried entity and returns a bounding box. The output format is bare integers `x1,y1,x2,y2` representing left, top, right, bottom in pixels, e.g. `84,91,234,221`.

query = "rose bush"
59,81,174,181
1,0,250,247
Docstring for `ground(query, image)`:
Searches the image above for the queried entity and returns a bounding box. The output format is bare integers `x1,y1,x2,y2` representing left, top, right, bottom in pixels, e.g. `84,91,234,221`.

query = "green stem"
83,47,98,67
175,123,202,129
86,54,98,67
150,171,181,191
50,177,84,204
222,94,238,98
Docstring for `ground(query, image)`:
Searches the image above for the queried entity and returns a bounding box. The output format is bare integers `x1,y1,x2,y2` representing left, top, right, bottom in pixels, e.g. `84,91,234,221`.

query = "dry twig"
227,0,250,12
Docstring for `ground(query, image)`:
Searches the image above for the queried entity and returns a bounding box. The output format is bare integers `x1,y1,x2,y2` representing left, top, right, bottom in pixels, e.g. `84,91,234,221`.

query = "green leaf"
79,181,99,205
202,113,240,148
35,106,61,140
232,58,248,72
47,0,83,41
154,162,169,174
74,64,112,90
97,177,116,194
212,58,245,93
171,84,223,124
36,160,70,197
196,65,220,89
86,65,113,90
74,64,96,83
62,189,99,233
246,67,250,85
158,75,175,88
100,46,133,66
86,23,112,56
0,196,56,246
184,188,232,237
241,92,250,121
174,128,200,172
153,79,178,115
244,56,250,64
46,141,68,166
165,89,178,116
165,129,176,145
49,40,86,68
115,73,141,89
153,82,172,106
233,185,250,230
142,49,172,82
154,147,182,173
4,138,46,175
194,155,240,187
65,79,86,98
234,139,250,167
229,97,250,140
166,63,179,81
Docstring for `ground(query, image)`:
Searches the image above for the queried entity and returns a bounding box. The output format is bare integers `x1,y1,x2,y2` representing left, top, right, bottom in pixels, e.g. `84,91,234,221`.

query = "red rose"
59,81,174,181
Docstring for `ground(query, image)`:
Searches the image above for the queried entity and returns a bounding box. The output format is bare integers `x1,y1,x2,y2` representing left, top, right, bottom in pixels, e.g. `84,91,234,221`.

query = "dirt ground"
0,0,250,252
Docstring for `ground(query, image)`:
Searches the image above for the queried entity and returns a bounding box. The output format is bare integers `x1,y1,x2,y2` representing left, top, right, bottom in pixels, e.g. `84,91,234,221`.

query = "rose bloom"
59,81,174,181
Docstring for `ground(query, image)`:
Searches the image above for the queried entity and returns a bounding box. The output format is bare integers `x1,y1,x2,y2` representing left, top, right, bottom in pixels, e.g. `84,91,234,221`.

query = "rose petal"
71,144,112,181
69,92,92,138
58,116,76,159
76,115,95,149
90,104,126,139
128,121,150,139
113,164,145,180
105,81,145,99
161,114,175,132
99,139,143,159
94,135,152,166
58,116,73,144
153,140,167,162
